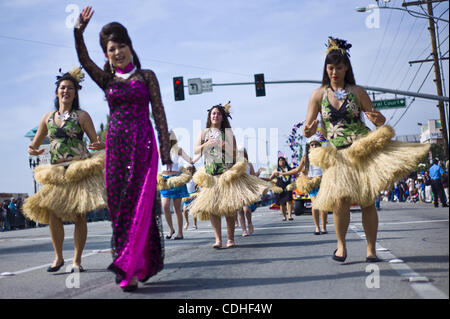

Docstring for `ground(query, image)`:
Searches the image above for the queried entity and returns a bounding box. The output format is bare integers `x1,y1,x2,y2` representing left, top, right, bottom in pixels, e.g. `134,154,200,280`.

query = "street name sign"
202,78,213,92
373,98,406,109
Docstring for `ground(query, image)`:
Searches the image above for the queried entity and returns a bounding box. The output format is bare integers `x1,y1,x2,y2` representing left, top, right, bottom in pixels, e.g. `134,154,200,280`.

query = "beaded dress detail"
75,28,171,288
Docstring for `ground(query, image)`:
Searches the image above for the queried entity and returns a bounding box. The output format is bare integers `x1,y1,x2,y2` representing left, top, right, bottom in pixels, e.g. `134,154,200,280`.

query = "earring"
109,60,115,74
131,54,135,65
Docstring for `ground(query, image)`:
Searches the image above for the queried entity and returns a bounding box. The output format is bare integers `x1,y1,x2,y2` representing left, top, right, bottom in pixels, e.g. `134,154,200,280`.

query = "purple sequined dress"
75,28,172,288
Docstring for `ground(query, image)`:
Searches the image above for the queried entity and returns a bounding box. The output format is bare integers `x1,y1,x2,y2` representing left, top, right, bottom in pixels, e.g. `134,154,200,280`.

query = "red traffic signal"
173,77,185,101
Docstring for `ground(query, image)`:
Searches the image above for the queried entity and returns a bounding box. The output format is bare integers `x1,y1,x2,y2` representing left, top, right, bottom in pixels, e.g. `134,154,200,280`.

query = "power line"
365,2,394,85
372,8,407,85
383,16,417,86
392,63,435,128
0,34,251,78
0,34,73,49
387,55,428,125
391,21,429,89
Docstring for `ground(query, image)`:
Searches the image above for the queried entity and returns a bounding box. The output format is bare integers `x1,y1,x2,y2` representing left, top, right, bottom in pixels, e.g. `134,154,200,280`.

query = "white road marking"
353,219,448,227
0,251,98,278
349,223,448,299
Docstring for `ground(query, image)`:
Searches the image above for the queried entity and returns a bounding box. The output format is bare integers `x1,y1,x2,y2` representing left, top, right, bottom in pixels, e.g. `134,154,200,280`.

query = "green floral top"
321,86,369,148
47,110,90,164
203,128,233,175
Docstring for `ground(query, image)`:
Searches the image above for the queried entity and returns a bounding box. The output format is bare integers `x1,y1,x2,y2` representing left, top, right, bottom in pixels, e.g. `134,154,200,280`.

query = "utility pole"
403,0,449,159
426,0,449,160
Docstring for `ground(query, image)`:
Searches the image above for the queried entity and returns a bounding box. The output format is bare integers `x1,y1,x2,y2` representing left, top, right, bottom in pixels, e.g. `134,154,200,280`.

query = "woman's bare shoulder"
311,86,326,99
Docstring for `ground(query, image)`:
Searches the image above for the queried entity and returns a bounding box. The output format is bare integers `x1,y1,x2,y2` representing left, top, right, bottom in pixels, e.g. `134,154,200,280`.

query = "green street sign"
373,98,406,109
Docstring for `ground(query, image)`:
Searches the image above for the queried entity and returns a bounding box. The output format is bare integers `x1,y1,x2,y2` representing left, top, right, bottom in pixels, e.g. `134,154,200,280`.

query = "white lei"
115,66,137,80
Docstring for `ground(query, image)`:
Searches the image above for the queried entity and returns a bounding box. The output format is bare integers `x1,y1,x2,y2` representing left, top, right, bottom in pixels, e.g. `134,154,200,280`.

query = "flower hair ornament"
56,66,85,89
325,36,352,57
207,101,232,119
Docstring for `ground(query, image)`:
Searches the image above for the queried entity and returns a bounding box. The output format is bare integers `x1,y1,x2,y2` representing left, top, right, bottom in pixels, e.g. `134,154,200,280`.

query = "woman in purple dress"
74,6,172,291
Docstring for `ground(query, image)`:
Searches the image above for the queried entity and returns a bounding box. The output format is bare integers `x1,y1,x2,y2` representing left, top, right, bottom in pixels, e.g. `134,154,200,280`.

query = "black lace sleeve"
143,70,172,165
74,28,110,90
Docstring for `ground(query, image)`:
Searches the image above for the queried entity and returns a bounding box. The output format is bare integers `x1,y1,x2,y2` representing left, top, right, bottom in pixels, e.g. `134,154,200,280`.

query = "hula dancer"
238,148,266,236
158,130,198,240
24,67,106,273
182,165,199,230
269,156,294,221
277,135,327,234
303,37,430,262
190,102,270,248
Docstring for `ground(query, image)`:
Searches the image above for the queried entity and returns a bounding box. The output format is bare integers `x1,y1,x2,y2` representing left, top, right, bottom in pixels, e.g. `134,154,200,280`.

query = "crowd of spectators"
1,196,109,232
378,159,448,208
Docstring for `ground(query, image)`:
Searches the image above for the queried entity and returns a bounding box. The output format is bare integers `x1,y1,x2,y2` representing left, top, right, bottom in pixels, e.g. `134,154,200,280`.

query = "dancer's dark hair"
206,105,232,131
322,37,356,86
54,71,81,111
99,22,141,74
277,157,291,172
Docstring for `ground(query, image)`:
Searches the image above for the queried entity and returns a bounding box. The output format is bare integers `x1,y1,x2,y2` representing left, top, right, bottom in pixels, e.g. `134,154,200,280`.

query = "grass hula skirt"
295,175,322,193
309,125,430,212
188,160,271,221
156,167,192,190
22,150,107,224
182,192,198,203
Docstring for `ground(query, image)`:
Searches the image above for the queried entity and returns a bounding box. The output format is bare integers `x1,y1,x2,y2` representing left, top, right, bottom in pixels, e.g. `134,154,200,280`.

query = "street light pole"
355,2,449,22
212,80,449,102
29,157,40,194
425,0,449,160
356,0,449,159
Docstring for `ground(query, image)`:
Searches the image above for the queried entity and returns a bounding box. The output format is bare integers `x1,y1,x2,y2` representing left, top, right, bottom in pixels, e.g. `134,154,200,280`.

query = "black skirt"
275,177,292,205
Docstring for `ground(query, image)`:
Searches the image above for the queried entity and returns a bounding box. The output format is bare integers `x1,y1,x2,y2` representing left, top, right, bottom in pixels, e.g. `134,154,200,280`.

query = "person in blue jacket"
429,158,447,207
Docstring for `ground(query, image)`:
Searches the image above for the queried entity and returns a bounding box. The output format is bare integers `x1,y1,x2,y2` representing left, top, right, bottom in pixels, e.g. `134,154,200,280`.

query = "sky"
0,0,448,195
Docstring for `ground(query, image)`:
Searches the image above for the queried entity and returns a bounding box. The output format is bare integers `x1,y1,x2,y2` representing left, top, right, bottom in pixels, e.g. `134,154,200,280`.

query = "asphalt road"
0,201,448,303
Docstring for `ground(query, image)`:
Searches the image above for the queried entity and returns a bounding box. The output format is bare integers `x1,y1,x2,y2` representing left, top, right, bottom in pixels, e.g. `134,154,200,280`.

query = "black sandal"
70,265,86,273
47,260,64,272
332,249,347,262
166,231,174,239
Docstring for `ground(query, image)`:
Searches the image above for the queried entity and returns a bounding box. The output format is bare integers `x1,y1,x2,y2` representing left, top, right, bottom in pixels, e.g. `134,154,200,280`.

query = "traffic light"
254,73,265,97
173,76,185,101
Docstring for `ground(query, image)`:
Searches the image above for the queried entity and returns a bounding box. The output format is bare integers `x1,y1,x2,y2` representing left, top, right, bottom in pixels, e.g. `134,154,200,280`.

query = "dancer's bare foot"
248,224,254,234
226,240,235,248
213,241,222,249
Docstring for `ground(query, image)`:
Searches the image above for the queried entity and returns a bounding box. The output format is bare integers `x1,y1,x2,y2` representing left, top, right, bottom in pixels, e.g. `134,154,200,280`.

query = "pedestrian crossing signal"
173,76,185,101
254,73,265,97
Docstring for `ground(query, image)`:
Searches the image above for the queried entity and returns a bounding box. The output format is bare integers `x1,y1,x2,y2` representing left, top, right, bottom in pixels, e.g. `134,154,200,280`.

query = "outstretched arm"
73,6,109,90
191,153,202,164
145,70,172,165
303,88,322,138
280,156,306,176
179,147,195,164
28,112,51,156
78,110,105,150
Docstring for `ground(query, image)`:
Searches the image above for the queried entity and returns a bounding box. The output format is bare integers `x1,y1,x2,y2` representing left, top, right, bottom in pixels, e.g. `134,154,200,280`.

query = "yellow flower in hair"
223,101,232,115
325,36,352,56
68,67,85,84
